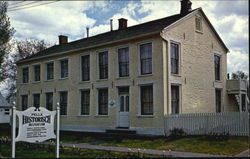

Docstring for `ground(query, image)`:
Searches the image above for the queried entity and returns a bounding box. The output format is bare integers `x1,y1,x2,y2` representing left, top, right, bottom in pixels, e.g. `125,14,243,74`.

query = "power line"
8,1,59,12
8,1,42,10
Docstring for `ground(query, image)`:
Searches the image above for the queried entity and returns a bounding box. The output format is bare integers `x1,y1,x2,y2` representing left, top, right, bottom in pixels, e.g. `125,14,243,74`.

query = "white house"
0,92,12,123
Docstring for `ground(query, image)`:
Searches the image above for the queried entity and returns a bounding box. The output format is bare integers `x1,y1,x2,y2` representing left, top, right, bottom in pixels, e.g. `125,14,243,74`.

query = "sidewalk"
60,143,228,157
236,149,249,157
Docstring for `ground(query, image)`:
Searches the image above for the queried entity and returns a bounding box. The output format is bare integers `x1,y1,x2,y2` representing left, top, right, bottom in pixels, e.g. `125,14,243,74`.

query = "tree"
1,39,49,102
0,1,15,81
231,71,248,80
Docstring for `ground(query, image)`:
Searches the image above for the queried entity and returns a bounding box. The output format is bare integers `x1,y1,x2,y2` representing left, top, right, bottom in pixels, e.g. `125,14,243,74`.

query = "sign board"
12,105,60,158
15,107,56,143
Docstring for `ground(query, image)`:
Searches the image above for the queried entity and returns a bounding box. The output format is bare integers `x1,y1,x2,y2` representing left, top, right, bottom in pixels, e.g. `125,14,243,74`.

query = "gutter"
17,31,160,64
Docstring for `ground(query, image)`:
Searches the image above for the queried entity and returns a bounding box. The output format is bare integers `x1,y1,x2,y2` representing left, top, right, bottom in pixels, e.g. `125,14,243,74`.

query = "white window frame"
80,53,91,82
79,88,91,116
138,83,154,117
45,60,54,81
195,15,203,33
214,52,222,82
32,63,41,82
138,41,153,76
58,57,69,79
116,45,130,78
169,40,181,76
96,87,109,116
170,83,182,114
96,49,109,80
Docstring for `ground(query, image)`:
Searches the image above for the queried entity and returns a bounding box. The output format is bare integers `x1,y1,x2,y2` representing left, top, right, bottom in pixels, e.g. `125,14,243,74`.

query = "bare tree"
231,71,248,80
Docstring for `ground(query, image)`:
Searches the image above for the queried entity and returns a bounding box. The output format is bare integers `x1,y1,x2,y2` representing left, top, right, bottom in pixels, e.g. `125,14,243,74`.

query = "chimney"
118,18,127,30
180,0,192,14
86,27,89,38
110,19,113,31
58,35,68,44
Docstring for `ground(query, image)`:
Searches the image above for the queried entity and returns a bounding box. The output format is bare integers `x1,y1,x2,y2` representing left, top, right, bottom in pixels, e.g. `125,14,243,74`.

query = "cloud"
227,50,249,74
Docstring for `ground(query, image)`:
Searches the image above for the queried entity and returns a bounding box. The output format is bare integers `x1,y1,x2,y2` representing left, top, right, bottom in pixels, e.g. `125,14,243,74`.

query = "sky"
6,0,249,75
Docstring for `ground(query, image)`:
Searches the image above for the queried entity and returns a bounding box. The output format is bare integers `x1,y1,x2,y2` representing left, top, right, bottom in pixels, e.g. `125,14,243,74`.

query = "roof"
0,92,11,108
16,8,228,64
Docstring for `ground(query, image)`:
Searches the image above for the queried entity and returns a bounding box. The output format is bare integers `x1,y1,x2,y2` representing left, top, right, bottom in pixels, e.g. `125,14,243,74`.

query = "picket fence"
165,112,249,136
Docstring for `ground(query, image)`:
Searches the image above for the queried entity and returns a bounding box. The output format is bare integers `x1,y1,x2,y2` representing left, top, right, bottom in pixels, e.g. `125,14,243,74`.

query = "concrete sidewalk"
60,143,229,157
236,149,249,157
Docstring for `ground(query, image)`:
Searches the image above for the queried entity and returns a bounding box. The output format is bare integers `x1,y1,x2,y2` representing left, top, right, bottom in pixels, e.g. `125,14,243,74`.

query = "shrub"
169,128,187,138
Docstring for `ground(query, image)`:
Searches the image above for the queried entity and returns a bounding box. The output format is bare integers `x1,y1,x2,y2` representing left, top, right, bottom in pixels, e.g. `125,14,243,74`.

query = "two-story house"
16,0,248,135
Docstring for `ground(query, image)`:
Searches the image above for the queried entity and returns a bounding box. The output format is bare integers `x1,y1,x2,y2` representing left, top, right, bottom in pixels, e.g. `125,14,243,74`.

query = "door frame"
116,87,130,128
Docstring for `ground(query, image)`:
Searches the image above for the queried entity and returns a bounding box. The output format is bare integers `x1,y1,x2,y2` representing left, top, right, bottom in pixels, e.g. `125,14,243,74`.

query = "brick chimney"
58,35,68,44
118,18,127,30
180,0,192,14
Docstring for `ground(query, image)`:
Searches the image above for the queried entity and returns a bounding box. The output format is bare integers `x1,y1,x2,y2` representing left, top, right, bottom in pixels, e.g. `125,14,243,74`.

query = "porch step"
105,128,136,135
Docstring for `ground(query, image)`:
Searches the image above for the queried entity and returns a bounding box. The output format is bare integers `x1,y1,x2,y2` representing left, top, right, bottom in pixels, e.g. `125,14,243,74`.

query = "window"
140,43,152,75
215,89,222,113
195,16,202,32
46,92,53,111
4,109,10,115
141,85,153,115
171,85,180,114
21,95,28,110
171,42,179,74
241,94,246,112
81,55,90,81
60,59,68,78
60,91,67,115
214,55,221,81
22,67,29,83
118,47,129,77
34,65,41,81
81,90,90,115
33,94,40,107
47,62,54,80
99,51,108,79
98,88,108,115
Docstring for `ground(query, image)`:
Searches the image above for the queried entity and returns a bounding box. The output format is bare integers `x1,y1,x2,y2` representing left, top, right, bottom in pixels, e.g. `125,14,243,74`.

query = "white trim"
137,81,154,86
97,49,109,80
95,85,109,89
138,84,154,116
169,39,182,76
58,57,69,79
214,85,223,89
44,90,54,93
170,81,182,85
57,89,68,92
57,56,69,61
32,91,41,94
96,87,109,116
78,89,91,116
78,87,91,90
138,41,153,76
115,83,131,87
79,53,90,82
116,45,130,78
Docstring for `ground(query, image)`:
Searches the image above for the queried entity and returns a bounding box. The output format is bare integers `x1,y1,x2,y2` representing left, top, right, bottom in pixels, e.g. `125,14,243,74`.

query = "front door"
118,94,129,128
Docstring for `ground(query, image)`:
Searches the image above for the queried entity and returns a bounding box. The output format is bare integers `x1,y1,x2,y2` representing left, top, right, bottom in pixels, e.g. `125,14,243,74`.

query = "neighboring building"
16,0,248,135
0,92,11,124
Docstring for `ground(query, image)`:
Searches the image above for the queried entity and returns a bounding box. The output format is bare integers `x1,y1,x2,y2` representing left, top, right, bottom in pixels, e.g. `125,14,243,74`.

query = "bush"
206,131,230,141
168,128,187,138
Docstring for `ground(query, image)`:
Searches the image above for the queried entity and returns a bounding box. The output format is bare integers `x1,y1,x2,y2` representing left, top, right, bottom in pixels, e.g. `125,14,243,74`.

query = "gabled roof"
16,7,228,64
0,92,11,108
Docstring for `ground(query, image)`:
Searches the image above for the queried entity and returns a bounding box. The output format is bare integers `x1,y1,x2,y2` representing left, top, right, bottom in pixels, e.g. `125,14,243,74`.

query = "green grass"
99,136,249,156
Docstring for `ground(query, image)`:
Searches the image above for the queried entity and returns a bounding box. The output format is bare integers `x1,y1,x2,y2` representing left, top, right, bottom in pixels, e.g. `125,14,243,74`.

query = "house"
15,0,248,135
0,92,11,124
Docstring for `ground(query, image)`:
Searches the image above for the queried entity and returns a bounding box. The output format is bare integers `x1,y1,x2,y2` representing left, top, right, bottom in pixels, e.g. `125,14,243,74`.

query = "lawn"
0,124,249,156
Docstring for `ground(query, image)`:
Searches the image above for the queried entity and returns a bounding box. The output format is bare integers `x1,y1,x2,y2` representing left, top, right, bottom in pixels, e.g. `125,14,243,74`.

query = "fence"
165,112,249,136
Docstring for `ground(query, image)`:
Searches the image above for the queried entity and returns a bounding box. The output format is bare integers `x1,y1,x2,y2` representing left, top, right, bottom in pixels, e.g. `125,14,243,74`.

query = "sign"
12,104,60,158
15,107,56,143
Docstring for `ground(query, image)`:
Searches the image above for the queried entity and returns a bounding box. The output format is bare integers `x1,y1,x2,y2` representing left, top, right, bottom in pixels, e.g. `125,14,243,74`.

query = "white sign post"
11,103,60,158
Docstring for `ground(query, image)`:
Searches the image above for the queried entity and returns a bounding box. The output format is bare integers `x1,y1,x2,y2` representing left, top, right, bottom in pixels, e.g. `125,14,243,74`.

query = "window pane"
215,89,222,112
125,96,129,112
60,92,67,115
171,86,179,114
33,94,40,107
46,93,53,111
242,94,246,111
61,59,68,78
81,55,90,81
21,95,28,110
140,43,152,75
81,90,90,115
120,96,124,111
171,43,179,74
98,89,108,115
99,51,108,79
34,65,40,81
23,67,29,83
141,85,153,115
118,47,129,77
214,55,221,80
47,62,54,80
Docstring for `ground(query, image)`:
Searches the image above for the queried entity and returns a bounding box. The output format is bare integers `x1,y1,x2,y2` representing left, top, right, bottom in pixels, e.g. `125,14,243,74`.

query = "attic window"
195,16,202,32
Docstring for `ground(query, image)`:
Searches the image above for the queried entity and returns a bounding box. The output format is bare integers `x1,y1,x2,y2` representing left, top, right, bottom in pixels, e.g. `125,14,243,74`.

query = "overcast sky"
7,0,249,75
